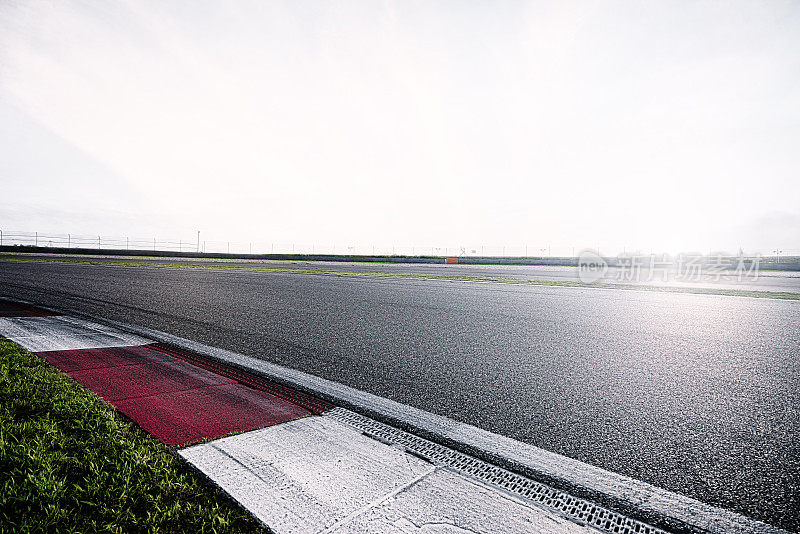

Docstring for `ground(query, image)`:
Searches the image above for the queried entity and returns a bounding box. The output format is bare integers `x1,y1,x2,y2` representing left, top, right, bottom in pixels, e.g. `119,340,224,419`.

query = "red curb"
36,343,332,446
147,343,335,415
66,360,235,401
114,383,312,447
0,298,59,317
40,345,173,372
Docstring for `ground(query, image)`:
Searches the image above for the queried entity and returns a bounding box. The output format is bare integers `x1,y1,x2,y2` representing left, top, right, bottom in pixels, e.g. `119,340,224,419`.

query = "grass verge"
0,337,266,533
2,256,800,300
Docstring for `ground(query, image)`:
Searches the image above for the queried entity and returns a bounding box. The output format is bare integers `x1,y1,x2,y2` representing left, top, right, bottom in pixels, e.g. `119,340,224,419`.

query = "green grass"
0,338,267,533
2,256,800,300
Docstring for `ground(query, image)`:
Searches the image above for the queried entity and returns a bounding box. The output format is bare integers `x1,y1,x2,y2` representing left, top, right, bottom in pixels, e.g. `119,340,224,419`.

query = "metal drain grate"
327,407,667,534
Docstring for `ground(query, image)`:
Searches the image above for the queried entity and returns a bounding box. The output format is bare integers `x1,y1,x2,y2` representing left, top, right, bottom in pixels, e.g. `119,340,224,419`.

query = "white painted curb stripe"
0,315,151,352
180,416,595,534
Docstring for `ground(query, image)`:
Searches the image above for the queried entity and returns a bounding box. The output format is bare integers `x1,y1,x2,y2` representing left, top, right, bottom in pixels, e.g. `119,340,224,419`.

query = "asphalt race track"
1,258,798,531
7,252,800,293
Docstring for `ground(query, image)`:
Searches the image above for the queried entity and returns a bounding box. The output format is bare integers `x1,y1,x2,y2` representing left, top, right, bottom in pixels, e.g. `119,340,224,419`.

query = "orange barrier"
445,257,458,264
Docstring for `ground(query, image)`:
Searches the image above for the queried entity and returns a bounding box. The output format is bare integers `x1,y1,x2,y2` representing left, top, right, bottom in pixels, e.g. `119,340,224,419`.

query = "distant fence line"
0,230,580,257
0,230,797,260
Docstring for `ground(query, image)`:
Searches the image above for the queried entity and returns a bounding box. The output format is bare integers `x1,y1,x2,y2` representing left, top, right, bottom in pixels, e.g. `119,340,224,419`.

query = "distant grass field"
0,338,266,533
3,255,800,301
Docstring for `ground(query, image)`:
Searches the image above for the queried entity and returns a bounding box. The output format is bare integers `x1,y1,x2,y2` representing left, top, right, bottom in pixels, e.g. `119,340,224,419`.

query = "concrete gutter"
17,298,789,534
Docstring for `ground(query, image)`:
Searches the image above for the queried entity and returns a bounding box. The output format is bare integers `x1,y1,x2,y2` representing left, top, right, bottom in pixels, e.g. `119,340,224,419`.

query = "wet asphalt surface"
1,259,798,531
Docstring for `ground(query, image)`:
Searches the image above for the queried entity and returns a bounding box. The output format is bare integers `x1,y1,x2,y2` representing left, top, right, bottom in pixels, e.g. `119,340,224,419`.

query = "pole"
36,232,38,246
197,231,200,253
0,229,3,246
98,235,100,249
153,238,156,251
126,237,129,250
68,234,70,248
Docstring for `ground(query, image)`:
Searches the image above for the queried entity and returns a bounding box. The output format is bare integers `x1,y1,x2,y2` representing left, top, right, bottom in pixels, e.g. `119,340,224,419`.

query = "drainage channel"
327,407,667,534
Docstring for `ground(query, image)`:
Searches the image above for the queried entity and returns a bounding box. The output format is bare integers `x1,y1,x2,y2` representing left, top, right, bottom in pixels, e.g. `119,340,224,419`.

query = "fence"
0,231,198,253
0,230,797,259
0,230,585,257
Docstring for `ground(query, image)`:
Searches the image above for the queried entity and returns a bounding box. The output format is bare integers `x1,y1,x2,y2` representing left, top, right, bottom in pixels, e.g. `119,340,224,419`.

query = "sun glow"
1,1,798,254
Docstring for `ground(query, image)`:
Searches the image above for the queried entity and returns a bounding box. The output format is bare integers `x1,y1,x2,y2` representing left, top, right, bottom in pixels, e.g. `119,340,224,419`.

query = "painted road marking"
39,345,174,372
37,342,315,447
325,467,593,534
180,416,438,534
115,382,312,446
67,359,235,401
180,416,595,534
0,315,150,351
149,343,334,415
0,311,319,446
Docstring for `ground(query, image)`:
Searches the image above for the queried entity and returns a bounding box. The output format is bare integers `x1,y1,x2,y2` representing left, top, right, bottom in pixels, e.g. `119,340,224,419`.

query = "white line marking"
0,316,151,352
180,417,595,534
318,467,438,534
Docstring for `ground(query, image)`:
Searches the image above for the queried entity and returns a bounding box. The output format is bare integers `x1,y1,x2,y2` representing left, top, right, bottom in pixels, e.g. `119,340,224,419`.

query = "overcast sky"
1,1,798,254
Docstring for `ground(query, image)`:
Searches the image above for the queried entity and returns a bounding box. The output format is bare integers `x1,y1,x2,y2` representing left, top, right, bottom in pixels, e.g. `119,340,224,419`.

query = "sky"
1,0,799,255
